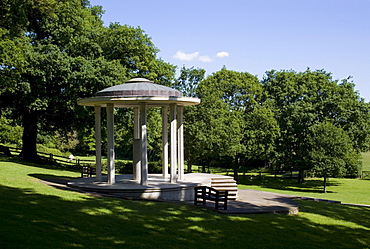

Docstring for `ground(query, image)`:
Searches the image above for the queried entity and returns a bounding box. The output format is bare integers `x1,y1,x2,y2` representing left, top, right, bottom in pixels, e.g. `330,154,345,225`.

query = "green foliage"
36,144,69,157
263,69,370,182
309,122,361,178
307,122,361,191
192,68,279,179
0,0,175,161
0,114,23,146
175,66,206,97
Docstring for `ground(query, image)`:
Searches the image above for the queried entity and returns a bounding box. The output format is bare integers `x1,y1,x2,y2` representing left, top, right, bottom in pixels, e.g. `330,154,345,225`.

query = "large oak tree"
193,68,279,180
263,69,370,182
0,0,175,161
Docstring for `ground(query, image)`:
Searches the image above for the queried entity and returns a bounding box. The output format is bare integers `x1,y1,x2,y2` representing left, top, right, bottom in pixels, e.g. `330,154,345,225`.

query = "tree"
172,66,206,172
175,66,206,97
195,68,279,181
0,0,175,161
308,122,360,192
263,69,370,182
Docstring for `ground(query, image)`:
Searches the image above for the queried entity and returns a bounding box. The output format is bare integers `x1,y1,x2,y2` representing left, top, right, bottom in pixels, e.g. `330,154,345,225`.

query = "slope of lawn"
238,152,370,205
0,158,370,248
1,156,370,248
361,151,370,171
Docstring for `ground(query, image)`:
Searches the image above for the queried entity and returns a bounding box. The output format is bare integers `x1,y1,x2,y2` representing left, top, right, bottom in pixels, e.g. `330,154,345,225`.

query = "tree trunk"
202,164,206,173
233,155,239,182
297,169,305,183
19,109,39,162
323,177,327,193
187,158,193,173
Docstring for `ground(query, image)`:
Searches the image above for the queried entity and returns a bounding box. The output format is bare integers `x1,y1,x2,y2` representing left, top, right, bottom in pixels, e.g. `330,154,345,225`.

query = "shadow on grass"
0,154,80,172
1,183,370,248
29,173,77,184
2,157,369,248
238,177,341,194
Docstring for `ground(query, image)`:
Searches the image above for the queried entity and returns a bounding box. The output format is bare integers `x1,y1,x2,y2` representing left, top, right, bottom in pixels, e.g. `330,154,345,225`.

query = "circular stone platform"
67,173,300,214
67,173,217,201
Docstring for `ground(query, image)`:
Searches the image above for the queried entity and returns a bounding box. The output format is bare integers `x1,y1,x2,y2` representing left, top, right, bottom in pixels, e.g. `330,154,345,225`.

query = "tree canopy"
0,0,175,161
1,1,369,188
263,69,370,182
185,68,280,180
308,121,360,192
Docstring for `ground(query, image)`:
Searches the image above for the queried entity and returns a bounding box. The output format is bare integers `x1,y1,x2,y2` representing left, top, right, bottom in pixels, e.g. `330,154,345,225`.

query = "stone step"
211,182,238,187
211,187,238,192
211,187,238,199
210,176,238,200
211,177,236,183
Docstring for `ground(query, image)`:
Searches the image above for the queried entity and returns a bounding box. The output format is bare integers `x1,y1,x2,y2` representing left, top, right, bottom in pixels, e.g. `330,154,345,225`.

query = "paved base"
67,173,300,214
192,189,299,215
67,173,225,201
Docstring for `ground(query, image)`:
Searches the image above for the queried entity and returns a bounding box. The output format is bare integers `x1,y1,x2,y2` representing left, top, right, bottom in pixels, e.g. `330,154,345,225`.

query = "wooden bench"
81,165,96,178
194,186,228,210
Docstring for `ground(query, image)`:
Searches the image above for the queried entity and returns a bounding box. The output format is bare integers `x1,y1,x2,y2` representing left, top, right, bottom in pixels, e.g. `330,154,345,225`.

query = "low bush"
36,144,69,157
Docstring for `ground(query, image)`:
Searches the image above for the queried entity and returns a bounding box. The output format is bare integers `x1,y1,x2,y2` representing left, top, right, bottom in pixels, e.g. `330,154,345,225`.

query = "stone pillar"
140,103,148,185
162,106,169,178
106,103,115,185
94,105,102,182
170,103,177,183
177,105,184,180
133,107,141,181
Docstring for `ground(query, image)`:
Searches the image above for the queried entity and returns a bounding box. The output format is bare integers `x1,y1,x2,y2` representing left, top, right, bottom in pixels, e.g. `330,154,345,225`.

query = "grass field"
236,152,370,205
361,151,370,171
1,156,370,248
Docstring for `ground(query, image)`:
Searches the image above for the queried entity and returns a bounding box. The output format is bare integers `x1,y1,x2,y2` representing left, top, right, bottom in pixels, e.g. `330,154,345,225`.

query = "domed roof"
96,78,183,98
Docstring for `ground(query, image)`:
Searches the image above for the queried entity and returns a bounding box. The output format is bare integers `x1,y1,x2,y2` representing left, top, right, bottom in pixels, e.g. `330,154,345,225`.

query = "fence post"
243,172,246,180
49,153,53,160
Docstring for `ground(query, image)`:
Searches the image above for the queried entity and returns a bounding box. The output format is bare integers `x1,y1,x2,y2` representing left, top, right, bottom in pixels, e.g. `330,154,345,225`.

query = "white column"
162,106,169,178
107,103,115,185
140,103,148,185
177,106,184,180
170,104,177,183
133,107,141,181
94,105,102,182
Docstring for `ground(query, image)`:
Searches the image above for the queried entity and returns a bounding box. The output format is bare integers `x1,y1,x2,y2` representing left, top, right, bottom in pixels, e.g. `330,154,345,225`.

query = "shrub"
36,144,69,157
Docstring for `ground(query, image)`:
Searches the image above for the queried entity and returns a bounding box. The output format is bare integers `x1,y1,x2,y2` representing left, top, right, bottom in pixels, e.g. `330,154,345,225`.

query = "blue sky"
89,0,370,101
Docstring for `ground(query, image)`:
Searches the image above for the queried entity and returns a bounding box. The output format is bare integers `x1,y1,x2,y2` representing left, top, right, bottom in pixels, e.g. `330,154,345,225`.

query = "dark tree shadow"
0,183,369,248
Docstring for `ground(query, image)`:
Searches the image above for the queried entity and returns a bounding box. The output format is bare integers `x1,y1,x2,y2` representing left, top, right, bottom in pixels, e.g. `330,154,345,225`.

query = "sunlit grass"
236,152,370,205
361,151,370,171
1,156,370,248
239,177,370,205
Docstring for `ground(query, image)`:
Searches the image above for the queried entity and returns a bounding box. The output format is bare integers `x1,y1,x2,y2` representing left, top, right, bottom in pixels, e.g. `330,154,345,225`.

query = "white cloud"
198,55,213,62
172,51,199,61
172,50,228,63
216,51,230,58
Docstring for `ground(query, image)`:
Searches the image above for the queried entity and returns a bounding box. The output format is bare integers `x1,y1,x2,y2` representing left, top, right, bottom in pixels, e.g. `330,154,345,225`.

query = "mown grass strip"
1,157,370,248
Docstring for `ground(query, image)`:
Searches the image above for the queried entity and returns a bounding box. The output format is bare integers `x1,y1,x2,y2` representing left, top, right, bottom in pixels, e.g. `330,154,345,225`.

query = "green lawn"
238,177,370,205
1,156,370,248
236,152,370,205
361,151,370,171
